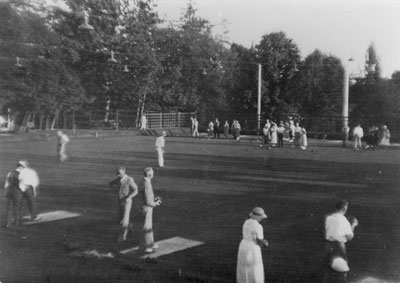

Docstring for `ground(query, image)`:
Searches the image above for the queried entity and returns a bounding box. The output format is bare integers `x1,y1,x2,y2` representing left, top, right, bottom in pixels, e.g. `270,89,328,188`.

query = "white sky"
155,0,400,78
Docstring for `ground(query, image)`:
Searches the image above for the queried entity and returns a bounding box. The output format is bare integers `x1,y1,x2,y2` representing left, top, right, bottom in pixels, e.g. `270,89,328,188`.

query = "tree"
0,1,86,114
364,42,381,84
228,43,258,114
256,32,301,115
288,49,344,116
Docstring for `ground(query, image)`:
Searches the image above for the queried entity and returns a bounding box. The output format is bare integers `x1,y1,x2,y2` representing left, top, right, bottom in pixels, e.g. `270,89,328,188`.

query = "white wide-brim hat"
249,207,267,219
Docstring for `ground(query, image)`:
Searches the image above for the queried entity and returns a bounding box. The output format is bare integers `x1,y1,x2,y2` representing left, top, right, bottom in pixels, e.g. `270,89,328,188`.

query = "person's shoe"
32,216,41,221
144,248,155,253
152,244,159,250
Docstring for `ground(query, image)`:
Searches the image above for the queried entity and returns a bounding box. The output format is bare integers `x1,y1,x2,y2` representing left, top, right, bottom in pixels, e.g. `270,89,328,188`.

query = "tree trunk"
51,110,60,130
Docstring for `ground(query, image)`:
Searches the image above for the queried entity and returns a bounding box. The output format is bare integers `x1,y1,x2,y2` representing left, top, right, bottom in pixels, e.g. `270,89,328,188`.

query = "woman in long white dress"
299,126,308,150
378,125,391,146
270,122,278,146
237,207,269,283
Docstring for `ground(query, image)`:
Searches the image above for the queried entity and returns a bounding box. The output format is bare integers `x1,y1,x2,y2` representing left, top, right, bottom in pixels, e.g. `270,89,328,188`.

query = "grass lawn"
0,132,399,282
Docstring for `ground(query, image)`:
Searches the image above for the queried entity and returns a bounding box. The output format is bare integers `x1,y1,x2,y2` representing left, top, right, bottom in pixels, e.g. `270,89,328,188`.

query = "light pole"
257,63,262,129
342,58,353,147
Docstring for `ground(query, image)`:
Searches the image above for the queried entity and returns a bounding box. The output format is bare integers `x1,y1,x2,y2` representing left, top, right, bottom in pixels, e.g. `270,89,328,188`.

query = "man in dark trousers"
214,118,220,139
323,200,358,283
4,162,24,227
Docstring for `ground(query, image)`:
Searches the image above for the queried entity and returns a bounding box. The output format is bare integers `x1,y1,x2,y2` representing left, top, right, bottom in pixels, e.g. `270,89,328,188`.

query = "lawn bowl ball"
155,196,162,203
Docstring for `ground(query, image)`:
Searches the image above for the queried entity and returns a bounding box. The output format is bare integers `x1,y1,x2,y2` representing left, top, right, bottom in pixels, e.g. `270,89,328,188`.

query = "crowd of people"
352,123,391,151
3,117,393,283
192,116,393,152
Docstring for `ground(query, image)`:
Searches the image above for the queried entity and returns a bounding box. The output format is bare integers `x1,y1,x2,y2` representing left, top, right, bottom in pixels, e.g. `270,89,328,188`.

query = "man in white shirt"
323,200,358,282
352,124,364,151
57,130,70,161
155,131,166,167
17,160,41,221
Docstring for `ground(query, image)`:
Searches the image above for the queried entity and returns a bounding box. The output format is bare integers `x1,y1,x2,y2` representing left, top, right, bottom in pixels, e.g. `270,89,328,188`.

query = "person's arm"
4,172,11,190
254,222,268,247
144,181,161,207
256,238,269,247
108,176,120,187
127,178,138,199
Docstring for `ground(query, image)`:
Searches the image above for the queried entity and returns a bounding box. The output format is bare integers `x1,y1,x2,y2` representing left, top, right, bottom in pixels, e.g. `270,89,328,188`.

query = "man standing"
262,121,271,148
353,124,364,151
4,162,24,227
277,121,285,148
109,166,138,242
140,114,147,131
140,167,161,253
57,130,70,161
17,160,41,222
155,131,166,168
294,122,302,148
214,118,220,139
324,200,358,283
192,118,199,138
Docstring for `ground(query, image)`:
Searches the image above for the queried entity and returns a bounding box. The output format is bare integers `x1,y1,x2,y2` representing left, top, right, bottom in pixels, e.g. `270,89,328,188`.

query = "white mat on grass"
23,210,81,225
119,236,204,258
356,276,396,283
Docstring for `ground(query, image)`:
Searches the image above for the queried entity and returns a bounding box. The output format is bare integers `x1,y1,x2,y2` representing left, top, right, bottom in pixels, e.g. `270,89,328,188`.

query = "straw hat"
249,207,267,219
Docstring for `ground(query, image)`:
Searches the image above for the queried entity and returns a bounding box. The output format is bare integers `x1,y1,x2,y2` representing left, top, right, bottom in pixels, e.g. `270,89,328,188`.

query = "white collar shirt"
155,136,165,148
325,213,353,243
18,167,40,192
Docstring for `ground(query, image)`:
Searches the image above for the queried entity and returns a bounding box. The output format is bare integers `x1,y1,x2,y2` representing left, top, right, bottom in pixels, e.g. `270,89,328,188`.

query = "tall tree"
0,1,86,114
289,49,344,116
364,42,381,84
256,31,301,115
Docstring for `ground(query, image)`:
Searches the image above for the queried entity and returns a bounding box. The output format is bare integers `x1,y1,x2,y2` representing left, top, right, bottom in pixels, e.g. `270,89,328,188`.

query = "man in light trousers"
140,167,161,253
155,131,166,167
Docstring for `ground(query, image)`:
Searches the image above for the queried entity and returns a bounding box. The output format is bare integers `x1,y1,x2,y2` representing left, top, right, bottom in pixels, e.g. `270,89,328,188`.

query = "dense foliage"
0,0,398,122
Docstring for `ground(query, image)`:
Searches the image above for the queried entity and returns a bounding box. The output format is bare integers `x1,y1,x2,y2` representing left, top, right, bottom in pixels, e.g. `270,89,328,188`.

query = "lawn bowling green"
0,131,399,283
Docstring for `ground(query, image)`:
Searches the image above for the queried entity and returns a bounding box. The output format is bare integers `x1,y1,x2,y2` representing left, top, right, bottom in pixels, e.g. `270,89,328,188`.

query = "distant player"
57,130,70,161
155,131,166,167
352,124,364,151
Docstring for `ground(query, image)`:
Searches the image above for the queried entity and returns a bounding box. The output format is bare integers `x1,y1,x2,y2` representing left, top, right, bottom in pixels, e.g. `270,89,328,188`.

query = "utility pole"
257,64,262,129
342,58,353,147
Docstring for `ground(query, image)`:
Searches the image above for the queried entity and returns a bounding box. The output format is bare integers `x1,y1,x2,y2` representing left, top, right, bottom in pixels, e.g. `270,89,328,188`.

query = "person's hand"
348,216,358,228
262,239,269,247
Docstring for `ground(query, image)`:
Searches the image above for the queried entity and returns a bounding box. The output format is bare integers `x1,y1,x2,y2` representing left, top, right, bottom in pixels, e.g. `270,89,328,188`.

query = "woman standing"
237,207,269,283
379,125,391,146
270,122,278,146
224,120,230,139
299,126,308,150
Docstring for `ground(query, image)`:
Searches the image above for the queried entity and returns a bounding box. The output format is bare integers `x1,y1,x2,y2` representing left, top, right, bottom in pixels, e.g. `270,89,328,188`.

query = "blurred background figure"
379,125,391,146
57,130,70,161
140,114,147,131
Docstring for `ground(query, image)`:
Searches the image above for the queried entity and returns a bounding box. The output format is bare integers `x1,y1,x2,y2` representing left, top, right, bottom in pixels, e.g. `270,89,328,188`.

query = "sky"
155,0,400,78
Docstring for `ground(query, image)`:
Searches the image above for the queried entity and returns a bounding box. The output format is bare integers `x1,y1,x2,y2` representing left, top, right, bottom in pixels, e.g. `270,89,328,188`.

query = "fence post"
176,112,180,127
160,113,163,128
116,110,119,131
